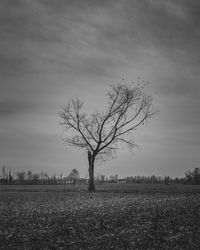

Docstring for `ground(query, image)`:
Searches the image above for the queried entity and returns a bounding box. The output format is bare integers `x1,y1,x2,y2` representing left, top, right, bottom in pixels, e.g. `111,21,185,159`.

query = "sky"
0,0,200,178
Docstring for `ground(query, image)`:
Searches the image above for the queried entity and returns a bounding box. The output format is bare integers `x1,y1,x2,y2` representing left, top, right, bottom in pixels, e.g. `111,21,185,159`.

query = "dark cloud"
0,100,37,117
0,52,31,76
0,0,63,43
1,0,199,79
0,0,200,176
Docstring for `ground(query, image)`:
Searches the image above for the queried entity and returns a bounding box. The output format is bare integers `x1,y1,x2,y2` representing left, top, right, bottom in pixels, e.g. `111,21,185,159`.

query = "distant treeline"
0,166,200,185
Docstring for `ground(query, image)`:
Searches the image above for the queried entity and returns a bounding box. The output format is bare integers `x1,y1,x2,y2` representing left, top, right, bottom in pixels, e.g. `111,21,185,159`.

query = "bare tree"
60,82,156,191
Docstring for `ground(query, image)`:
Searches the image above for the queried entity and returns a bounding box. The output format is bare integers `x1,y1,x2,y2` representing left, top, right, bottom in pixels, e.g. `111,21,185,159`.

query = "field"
1,184,200,249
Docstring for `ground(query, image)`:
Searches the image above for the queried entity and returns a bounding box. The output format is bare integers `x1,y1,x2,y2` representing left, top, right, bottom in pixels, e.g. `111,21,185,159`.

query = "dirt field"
1,184,200,249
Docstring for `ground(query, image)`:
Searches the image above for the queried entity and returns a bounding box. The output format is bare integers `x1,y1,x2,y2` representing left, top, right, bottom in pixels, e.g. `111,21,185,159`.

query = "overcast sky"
0,0,200,178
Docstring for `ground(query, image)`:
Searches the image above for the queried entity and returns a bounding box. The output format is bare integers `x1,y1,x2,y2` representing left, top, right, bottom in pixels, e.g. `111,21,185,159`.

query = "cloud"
0,0,200,176
1,0,199,80
0,100,35,117
148,0,188,20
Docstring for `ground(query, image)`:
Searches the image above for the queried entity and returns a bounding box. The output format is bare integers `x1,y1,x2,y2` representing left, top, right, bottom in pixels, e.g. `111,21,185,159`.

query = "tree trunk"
88,151,95,192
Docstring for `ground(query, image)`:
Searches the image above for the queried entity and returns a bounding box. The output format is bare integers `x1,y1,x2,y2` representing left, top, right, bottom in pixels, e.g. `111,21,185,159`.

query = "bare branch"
60,99,94,151
60,82,157,162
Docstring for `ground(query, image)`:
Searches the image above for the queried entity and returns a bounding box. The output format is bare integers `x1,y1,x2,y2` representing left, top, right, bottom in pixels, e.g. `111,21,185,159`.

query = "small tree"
60,82,156,191
8,169,12,184
68,168,80,184
16,171,26,184
99,174,106,184
27,170,33,183
185,168,200,184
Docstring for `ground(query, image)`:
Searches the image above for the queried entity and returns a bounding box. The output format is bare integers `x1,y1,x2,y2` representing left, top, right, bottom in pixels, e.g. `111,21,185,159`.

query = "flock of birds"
120,77,159,94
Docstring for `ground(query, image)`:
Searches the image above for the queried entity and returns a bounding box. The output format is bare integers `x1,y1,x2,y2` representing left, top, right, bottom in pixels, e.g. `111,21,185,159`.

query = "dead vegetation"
0,184,200,249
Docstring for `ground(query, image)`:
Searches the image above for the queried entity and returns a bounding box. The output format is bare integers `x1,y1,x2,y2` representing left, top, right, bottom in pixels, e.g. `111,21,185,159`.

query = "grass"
0,184,200,249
